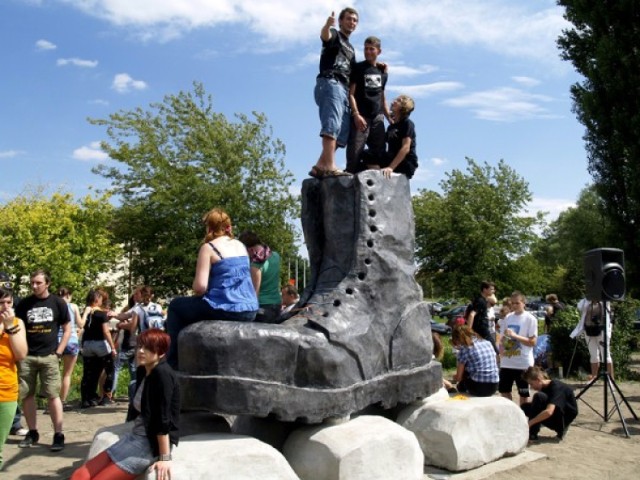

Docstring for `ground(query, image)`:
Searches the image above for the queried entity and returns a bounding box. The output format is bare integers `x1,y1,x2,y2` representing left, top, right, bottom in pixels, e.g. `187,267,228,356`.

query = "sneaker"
50,432,65,452
98,395,114,406
10,426,29,436
557,425,570,440
19,430,39,448
528,433,539,442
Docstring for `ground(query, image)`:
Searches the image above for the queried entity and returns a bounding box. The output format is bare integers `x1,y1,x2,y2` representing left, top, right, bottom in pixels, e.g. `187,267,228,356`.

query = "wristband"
158,453,172,461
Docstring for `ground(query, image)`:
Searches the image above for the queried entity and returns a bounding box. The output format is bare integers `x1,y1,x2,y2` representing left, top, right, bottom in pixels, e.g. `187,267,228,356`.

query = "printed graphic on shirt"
364,73,382,90
26,307,55,334
501,324,522,358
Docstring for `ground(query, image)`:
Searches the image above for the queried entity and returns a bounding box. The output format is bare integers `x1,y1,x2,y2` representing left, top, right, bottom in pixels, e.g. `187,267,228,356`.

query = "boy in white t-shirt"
498,291,538,405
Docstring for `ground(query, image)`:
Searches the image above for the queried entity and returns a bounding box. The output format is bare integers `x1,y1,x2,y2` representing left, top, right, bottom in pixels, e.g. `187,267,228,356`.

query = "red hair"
137,328,171,356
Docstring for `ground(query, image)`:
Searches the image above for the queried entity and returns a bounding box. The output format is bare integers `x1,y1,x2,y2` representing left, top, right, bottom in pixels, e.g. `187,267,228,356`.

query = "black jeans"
80,355,114,402
521,391,573,436
457,377,498,397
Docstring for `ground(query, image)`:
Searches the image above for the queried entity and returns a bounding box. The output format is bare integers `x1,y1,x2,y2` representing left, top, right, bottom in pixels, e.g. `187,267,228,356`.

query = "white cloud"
89,99,110,106
112,73,148,93
0,150,25,158
443,87,555,122
527,197,576,222
57,57,99,68
431,157,446,167
387,81,464,98
56,1,569,67
390,64,439,78
72,141,109,161
35,39,56,51
512,76,541,87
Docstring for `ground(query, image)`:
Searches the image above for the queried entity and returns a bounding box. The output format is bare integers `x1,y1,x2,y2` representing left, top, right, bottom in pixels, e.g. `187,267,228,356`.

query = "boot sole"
179,362,442,423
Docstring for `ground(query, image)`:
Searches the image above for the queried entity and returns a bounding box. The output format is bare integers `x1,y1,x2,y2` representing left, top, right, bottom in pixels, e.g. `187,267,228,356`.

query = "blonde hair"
202,208,233,243
394,95,415,120
452,324,478,347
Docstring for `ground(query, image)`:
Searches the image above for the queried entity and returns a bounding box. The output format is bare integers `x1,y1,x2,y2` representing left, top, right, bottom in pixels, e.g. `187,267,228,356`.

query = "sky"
1,0,590,224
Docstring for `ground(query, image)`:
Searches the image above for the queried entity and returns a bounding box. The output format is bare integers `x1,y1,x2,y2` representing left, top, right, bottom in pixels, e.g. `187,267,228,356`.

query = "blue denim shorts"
63,341,80,356
314,77,351,147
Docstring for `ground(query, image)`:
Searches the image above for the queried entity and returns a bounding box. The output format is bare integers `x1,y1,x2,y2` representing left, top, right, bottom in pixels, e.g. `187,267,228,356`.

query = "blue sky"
1,0,590,222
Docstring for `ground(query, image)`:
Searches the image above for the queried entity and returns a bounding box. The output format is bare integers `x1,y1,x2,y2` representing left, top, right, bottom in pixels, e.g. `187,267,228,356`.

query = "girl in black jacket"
72,329,180,480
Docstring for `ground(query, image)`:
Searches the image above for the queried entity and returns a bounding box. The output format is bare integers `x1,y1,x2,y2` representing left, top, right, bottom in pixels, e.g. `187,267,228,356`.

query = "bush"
549,300,640,379
549,307,589,376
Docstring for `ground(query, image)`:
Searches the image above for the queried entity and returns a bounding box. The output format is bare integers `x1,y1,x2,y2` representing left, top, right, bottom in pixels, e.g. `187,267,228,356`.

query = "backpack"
142,302,166,331
584,301,603,337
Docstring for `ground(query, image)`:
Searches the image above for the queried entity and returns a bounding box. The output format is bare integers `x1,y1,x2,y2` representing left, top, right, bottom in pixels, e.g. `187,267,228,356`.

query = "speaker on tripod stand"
583,248,625,302
578,247,637,437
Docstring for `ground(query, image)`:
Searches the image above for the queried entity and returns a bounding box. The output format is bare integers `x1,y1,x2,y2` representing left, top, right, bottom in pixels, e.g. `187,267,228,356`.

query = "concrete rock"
282,415,424,480
398,395,529,472
170,433,300,480
87,426,299,480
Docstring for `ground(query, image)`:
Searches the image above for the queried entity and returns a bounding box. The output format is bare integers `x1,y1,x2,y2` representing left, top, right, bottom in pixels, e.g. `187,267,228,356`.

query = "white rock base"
87,425,299,480
282,415,424,480
397,395,528,472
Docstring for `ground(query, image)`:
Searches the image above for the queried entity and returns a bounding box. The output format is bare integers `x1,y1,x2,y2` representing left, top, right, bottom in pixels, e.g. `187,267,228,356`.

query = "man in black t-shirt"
521,366,578,441
310,8,358,178
15,269,70,452
346,36,390,174
467,280,498,353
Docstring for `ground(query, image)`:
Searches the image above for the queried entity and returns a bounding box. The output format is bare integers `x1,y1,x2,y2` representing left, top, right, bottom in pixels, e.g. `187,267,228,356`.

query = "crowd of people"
442,281,580,442
310,7,418,180
0,204,307,476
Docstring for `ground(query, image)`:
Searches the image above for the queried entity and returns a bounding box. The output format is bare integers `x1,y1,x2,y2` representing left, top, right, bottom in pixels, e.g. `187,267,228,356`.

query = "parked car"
428,302,444,315
438,305,467,322
430,320,452,336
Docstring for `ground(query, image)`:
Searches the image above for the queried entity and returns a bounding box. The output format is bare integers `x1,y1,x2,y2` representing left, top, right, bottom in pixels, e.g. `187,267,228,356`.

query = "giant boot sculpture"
178,170,441,423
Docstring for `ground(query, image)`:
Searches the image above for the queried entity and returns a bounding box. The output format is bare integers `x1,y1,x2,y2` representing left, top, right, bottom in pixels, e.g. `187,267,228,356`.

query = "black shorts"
499,368,530,397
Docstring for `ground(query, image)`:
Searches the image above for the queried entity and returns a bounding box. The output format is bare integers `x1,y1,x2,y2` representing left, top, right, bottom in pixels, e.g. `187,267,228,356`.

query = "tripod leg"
608,376,639,420
604,375,631,437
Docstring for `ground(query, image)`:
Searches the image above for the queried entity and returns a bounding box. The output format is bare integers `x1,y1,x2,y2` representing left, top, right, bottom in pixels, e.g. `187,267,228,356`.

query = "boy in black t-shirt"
521,366,578,442
310,8,358,179
15,269,70,452
364,95,419,179
346,36,391,174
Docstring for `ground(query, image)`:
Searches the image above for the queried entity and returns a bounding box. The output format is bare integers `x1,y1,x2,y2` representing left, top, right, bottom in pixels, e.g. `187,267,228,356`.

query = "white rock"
86,426,299,480
398,395,528,472
283,415,424,480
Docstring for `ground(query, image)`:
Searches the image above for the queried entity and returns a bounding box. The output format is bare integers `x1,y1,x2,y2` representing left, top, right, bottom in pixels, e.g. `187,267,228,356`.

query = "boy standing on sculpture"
346,35,390,174
310,8,358,178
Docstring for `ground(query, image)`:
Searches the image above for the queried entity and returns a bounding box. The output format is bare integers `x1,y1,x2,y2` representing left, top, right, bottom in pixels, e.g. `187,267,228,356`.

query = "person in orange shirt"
0,287,28,470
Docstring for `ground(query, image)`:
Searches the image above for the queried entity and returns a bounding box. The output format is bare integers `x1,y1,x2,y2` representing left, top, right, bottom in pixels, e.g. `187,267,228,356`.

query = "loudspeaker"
584,248,625,301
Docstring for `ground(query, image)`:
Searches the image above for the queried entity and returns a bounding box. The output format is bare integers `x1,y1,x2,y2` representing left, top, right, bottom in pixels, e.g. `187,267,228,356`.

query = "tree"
90,82,298,297
413,158,544,298
557,0,640,294
0,189,121,296
533,185,619,300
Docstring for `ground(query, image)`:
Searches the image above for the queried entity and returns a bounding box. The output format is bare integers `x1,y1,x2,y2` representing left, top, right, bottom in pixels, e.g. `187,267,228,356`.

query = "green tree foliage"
557,1,640,293
90,82,298,296
413,158,544,298
0,189,121,296
534,185,618,301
